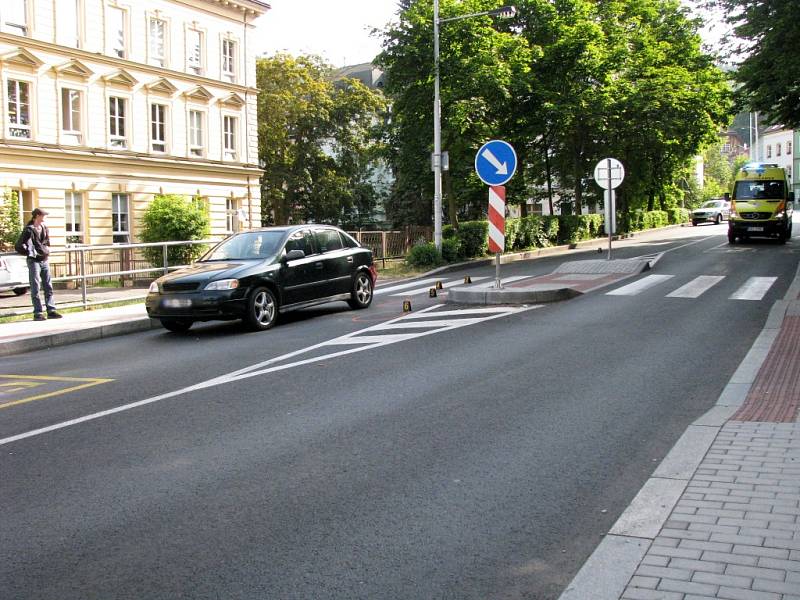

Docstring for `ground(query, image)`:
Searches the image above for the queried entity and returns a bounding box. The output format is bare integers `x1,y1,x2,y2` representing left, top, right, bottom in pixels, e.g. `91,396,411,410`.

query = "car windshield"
700,201,723,209
734,180,785,200
201,231,284,261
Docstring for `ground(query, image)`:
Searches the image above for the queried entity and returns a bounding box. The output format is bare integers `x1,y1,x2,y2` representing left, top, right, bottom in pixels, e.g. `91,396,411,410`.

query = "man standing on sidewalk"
18,208,61,321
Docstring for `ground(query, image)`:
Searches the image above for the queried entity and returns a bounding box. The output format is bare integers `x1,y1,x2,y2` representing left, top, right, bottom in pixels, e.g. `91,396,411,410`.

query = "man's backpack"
14,229,28,256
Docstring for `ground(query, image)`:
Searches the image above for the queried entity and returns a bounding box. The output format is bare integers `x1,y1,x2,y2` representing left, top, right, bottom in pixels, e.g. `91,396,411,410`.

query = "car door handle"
346,256,354,263
315,262,324,269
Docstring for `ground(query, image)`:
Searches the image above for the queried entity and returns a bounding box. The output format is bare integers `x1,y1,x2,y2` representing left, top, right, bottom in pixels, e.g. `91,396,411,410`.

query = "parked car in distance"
0,252,29,296
146,225,376,332
692,199,730,226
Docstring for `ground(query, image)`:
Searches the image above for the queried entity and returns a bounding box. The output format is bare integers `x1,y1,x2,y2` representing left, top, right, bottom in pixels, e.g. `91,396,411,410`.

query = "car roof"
246,225,342,234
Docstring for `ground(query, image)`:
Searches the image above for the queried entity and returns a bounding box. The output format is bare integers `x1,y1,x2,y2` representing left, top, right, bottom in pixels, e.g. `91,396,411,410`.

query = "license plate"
164,298,192,309
747,226,764,232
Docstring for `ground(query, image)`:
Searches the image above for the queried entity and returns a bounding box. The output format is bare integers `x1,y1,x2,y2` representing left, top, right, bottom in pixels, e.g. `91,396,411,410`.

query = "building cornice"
0,142,263,176
0,34,259,95
193,0,271,16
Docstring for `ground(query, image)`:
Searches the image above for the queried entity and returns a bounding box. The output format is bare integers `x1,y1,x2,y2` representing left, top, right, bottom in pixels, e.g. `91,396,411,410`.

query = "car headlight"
204,279,239,291
148,281,159,293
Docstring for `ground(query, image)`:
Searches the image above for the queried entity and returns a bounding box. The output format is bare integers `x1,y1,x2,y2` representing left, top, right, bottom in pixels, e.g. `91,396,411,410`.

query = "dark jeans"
27,258,56,316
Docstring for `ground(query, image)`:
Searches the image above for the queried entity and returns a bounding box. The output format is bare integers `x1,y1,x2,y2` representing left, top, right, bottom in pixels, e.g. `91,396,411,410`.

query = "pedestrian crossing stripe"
606,275,779,301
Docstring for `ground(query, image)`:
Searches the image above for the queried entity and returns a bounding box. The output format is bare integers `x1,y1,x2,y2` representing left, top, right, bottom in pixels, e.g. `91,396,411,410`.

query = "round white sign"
594,158,625,189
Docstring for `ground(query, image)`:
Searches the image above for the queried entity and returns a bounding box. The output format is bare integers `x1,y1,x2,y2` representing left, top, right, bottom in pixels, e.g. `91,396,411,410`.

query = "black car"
146,225,376,332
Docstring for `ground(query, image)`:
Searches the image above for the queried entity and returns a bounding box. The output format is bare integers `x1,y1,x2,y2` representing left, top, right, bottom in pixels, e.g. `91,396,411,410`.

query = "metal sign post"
594,157,625,260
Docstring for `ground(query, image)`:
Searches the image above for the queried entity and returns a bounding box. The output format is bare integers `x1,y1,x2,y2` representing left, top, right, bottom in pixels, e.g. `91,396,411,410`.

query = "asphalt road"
1,223,797,599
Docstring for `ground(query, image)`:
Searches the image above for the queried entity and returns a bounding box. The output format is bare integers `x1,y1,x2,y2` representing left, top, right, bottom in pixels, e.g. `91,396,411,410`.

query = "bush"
405,242,442,267
440,237,461,263
0,189,22,250
139,194,211,266
456,220,489,258
557,214,604,244
626,209,671,231
667,208,690,224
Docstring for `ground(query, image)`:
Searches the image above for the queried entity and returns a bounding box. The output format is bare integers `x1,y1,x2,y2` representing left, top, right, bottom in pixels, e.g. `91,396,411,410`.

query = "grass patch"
375,260,431,280
0,298,144,324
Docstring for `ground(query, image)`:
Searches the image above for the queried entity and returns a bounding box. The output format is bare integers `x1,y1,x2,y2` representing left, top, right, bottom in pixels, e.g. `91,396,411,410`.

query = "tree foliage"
377,0,732,225
709,0,800,127
139,194,210,266
0,189,22,250
256,54,388,227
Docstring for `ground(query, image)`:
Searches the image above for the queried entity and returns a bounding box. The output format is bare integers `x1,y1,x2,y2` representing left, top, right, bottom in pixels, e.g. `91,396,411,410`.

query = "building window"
189,109,204,157
223,115,238,160
766,145,771,158
149,17,166,67
788,142,792,155
112,193,130,244
222,39,236,83
226,197,236,233
187,29,204,75
61,88,82,143
107,5,126,59
777,143,782,157
150,103,167,153
65,191,84,245
7,79,31,139
1,0,28,36
56,0,81,48
109,96,127,148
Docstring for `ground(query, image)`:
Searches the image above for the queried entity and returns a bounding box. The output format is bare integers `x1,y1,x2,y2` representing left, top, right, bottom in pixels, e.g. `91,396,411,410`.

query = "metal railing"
16,227,434,311
47,239,221,310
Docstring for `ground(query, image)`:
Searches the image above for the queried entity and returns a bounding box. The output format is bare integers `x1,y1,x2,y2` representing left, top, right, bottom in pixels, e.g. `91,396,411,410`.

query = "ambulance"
727,163,794,244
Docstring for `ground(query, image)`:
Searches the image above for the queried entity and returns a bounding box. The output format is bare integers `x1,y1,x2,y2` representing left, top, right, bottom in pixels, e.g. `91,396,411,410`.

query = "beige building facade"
0,0,268,249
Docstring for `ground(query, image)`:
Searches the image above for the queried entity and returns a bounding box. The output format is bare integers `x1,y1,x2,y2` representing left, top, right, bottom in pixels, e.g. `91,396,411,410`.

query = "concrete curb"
448,284,581,304
0,317,160,357
557,254,800,600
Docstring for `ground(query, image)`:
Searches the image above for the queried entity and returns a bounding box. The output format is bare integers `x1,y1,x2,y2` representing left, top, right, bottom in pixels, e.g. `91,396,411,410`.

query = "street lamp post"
432,3,517,251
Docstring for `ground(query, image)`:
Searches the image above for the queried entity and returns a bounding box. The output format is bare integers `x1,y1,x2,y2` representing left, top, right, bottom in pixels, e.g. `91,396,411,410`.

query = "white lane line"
371,318,484,330
401,307,520,318
374,278,440,295
606,274,674,296
474,276,531,288
0,304,541,447
389,277,489,297
729,277,778,301
666,276,725,299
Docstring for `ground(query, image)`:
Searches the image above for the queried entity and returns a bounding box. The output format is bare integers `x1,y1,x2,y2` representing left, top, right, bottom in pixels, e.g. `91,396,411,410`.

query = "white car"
692,200,730,226
0,252,29,295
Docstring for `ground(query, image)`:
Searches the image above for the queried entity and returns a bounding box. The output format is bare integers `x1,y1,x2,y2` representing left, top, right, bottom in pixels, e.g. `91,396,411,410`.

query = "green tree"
0,189,22,250
377,0,532,226
139,194,210,266
256,54,387,226
709,0,800,127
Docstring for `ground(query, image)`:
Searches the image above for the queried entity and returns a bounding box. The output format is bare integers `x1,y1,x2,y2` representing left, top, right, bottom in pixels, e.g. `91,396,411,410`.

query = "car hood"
157,261,254,284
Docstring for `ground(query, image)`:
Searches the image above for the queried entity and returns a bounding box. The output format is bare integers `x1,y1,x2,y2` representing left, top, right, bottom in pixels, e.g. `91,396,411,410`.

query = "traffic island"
448,283,580,305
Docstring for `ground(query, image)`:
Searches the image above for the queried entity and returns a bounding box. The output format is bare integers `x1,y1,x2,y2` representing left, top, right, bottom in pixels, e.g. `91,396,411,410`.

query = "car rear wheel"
715,214,722,225
12,287,28,296
160,318,193,332
348,272,373,309
245,286,278,331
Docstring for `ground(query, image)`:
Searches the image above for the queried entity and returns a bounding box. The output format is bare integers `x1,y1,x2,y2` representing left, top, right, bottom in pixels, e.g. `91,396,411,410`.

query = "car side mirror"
282,249,306,262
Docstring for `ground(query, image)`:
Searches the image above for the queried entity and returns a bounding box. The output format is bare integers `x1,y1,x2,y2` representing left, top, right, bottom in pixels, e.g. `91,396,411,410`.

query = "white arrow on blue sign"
475,139,517,186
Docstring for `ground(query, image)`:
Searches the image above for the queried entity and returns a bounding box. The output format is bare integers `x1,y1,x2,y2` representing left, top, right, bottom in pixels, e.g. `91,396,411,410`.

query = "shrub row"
406,209,686,267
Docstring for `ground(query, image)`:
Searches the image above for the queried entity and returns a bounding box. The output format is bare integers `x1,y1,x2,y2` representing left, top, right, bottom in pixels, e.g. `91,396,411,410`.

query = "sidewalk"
560,268,800,599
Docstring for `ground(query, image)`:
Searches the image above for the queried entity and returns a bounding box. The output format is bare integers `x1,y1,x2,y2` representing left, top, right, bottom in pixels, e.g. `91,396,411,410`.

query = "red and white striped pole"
488,185,505,288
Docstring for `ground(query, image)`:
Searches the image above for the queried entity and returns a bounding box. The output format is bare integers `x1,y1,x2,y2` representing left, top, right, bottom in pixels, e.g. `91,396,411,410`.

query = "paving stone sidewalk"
621,422,800,600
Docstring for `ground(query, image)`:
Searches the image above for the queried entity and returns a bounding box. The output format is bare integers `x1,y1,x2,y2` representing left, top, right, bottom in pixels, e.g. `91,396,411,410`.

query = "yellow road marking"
0,375,114,409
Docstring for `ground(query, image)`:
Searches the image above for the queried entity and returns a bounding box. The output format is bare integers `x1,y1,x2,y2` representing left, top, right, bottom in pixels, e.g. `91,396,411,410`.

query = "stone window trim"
64,189,85,245
105,2,130,60
220,35,240,84
106,92,132,151
59,85,86,146
221,111,239,161
4,74,35,140
146,12,171,69
55,0,84,49
187,107,206,159
149,101,170,154
185,24,207,77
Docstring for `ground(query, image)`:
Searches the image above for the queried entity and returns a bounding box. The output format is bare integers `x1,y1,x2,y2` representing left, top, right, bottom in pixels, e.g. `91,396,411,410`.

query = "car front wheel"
715,214,722,225
348,272,373,309
245,286,278,331
12,287,28,296
160,318,193,332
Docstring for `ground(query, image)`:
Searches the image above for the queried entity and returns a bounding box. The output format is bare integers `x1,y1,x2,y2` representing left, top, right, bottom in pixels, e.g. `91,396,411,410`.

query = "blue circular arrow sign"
475,139,517,186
